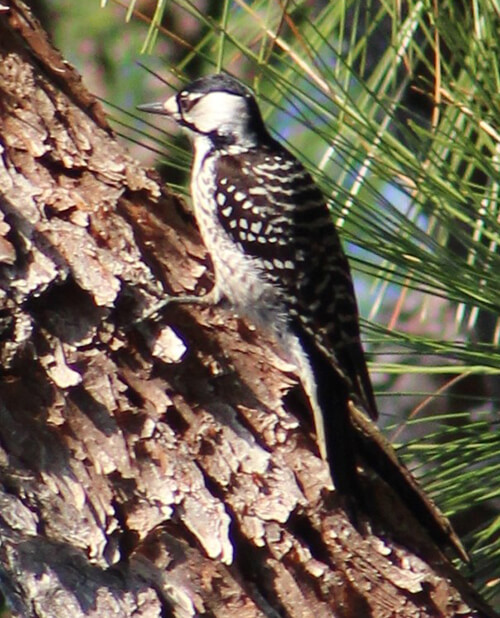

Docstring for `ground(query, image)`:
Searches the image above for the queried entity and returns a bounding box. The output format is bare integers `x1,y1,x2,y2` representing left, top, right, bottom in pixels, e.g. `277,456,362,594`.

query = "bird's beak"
137,95,180,120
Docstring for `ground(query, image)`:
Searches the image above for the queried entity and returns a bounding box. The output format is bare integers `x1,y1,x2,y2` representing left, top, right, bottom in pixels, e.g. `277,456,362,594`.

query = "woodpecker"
138,73,470,562
138,73,376,501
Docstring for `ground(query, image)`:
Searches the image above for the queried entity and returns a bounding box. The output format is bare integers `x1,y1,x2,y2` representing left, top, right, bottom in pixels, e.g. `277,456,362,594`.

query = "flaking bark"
0,2,496,617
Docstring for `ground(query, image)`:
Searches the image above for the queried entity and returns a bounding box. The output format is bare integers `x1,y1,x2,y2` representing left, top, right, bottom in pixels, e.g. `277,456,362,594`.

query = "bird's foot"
133,287,223,325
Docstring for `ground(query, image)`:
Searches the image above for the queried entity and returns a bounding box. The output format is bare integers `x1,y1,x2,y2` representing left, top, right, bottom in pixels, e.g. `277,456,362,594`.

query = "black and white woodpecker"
138,73,470,561
138,73,376,502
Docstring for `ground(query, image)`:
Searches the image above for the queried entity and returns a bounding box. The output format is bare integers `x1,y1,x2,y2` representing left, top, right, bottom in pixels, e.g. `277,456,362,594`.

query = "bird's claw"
133,292,216,326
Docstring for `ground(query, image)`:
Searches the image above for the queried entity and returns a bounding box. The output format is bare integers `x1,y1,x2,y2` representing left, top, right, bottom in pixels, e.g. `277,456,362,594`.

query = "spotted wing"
213,143,378,420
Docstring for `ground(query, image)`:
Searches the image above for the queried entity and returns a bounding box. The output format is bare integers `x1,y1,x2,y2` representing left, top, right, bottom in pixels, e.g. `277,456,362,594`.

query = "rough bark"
0,2,496,617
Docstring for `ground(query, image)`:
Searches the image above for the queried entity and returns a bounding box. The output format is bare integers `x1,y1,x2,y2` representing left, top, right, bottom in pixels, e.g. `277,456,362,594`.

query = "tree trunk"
0,2,495,617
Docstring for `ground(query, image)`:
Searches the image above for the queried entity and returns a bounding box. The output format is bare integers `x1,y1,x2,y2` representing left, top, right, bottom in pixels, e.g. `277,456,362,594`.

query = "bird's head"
138,73,268,148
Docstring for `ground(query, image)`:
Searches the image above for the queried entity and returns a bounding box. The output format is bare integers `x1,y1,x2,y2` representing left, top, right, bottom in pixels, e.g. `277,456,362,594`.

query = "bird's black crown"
180,73,253,99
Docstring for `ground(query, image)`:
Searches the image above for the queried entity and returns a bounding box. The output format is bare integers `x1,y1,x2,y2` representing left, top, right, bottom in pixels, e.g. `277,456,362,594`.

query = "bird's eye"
179,92,202,113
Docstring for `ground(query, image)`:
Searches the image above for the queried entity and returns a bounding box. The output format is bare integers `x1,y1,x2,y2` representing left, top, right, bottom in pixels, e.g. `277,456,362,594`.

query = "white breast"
190,137,287,333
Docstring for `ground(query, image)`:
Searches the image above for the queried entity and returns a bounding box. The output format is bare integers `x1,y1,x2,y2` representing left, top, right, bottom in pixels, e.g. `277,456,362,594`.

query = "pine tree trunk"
0,2,496,617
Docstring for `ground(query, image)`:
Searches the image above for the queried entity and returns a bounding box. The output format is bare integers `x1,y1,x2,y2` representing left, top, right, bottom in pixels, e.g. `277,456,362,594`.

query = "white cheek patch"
164,95,182,118
182,92,249,134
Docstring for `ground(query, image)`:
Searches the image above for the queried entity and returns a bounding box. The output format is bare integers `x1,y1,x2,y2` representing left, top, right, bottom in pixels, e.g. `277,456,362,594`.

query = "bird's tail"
290,323,468,562
350,403,469,563
289,324,467,562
